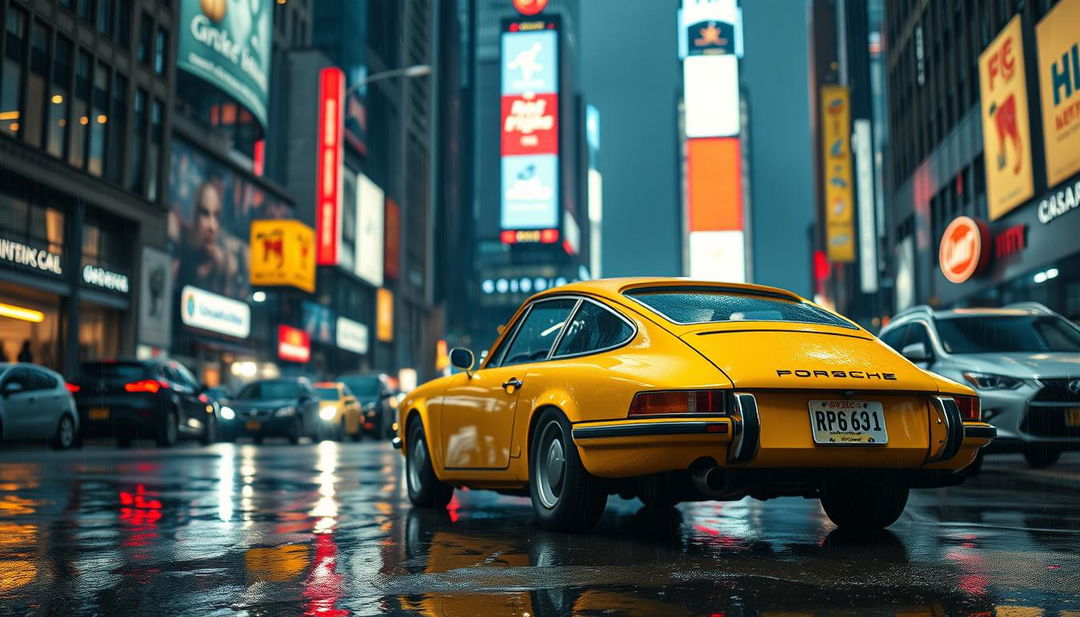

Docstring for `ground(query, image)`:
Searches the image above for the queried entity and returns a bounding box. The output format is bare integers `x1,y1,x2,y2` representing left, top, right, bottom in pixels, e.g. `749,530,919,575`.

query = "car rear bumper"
572,392,996,478
226,415,296,437
76,399,163,436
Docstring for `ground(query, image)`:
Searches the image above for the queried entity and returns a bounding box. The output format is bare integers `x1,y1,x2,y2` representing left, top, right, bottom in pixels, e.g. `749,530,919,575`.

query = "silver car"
878,303,1080,468
0,363,80,449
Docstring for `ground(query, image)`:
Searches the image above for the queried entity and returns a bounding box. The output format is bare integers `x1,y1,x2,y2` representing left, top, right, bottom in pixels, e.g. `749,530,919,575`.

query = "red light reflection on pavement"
303,533,347,617
119,484,162,548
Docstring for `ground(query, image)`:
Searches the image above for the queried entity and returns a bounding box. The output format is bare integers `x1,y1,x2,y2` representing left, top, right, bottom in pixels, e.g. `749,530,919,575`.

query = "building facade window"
147,98,162,201
47,34,72,158
25,21,48,148
116,0,131,49
97,0,113,37
105,72,126,183
1,6,27,138
69,49,90,168
129,87,146,193
154,27,166,74
87,60,108,176
137,13,152,65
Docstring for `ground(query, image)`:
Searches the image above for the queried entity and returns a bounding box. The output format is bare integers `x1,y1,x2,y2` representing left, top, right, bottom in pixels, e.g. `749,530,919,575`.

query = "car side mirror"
450,348,475,373
1,382,23,396
901,342,931,363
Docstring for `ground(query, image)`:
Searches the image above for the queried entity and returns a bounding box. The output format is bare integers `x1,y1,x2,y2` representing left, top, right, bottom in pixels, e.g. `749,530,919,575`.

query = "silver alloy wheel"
166,413,178,443
59,416,74,448
535,420,566,509
409,435,427,493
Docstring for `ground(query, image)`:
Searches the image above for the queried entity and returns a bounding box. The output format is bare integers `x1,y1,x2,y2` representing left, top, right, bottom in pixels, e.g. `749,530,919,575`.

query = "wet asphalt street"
1,441,1079,617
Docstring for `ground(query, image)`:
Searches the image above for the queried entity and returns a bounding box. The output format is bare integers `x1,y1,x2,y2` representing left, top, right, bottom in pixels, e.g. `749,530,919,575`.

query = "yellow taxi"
313,382,362,441
396,278,996,532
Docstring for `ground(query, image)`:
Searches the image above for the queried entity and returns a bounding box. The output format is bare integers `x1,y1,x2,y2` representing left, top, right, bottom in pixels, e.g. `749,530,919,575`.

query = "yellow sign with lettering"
249,220,316,293
1036,0,1080,187
820,85,854,262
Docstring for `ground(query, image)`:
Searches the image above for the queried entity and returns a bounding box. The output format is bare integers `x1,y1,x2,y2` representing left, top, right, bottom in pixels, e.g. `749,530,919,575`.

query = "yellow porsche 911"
395,278,996,532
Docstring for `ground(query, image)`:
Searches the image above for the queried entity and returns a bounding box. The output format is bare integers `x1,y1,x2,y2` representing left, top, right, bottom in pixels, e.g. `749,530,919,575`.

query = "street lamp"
345,64,432,97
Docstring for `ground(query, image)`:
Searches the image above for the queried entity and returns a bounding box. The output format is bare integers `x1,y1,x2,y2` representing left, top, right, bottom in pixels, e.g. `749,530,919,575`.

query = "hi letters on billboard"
249,220,316,293
1036,0,1080,188
979,16,1034,220
820,85,855,262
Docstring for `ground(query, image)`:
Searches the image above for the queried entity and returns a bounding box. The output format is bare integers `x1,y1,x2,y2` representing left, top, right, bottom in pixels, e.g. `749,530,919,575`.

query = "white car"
0,363,80,449
879,303,1080,468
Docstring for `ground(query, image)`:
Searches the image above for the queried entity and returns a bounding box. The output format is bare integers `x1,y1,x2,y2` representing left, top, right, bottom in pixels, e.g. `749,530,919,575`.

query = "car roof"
530,277,807,303
887,304,1054,327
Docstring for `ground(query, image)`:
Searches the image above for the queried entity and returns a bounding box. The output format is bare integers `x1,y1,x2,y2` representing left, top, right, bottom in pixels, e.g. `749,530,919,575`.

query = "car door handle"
501,378,523,390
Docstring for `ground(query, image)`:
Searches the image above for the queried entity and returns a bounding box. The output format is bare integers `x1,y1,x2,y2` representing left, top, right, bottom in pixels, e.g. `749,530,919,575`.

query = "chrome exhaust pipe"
691,461,727,497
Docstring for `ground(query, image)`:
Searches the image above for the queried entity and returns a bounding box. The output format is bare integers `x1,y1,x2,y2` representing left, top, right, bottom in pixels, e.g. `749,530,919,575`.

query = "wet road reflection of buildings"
1,447,1078,616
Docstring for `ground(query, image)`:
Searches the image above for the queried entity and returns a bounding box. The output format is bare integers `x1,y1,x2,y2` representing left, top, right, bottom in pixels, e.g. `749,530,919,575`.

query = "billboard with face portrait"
168,138,292,304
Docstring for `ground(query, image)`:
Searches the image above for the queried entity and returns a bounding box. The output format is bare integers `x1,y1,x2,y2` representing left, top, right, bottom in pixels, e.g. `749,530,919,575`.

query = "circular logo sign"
939,216,989,284
512,0,549,16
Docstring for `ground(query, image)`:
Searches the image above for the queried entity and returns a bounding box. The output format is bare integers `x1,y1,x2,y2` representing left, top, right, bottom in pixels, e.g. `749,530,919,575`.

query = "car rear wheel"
820,475,908,531
529,409,607,532
200,416,218,446
406,418,453,509
288,418,303,445
156,411,179,448
1024,444,1060,469
50,415,77,450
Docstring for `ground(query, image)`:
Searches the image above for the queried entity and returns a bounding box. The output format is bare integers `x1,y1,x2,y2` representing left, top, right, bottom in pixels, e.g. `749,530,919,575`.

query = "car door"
0,368,36,440
167,362,203,435
26,368,63,439
439,297,579,470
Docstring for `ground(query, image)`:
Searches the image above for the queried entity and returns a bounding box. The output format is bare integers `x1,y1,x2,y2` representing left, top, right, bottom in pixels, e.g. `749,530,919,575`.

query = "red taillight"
65,383,81,393
628,390,731,416
955,395,980,421
124,379,167,394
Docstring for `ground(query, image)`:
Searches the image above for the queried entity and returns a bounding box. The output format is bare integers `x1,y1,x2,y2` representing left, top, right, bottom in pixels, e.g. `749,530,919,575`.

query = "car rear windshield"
341,376,381,396
234,381,302,400
625,287,855,329
935,315,1080,353
316,387,339,400
79,362,150,381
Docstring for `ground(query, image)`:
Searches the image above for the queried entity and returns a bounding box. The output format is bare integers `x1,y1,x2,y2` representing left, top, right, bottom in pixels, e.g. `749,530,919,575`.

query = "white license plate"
809,400,888,445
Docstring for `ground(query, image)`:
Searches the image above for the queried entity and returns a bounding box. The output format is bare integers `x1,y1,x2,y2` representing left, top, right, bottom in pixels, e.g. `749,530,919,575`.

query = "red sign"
501,93,559,155
277,325,311,363
384,197,400,280
512,0,548,16
939,216,990,284
994,223,1027,259
500,229,559,244
316,67,345,265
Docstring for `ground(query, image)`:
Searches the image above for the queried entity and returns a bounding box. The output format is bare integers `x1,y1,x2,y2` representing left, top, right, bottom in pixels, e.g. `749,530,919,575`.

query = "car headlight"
220,406,235,420
962,372,1024,390
275,406,297,417
319,405,338,421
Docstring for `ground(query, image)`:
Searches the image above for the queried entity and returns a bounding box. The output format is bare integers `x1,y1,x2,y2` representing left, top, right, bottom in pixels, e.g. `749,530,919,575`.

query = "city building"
445,0,596,357
0,0,173,375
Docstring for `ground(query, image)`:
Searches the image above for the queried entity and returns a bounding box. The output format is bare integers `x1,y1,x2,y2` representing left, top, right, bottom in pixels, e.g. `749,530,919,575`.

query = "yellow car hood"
677,323,940,392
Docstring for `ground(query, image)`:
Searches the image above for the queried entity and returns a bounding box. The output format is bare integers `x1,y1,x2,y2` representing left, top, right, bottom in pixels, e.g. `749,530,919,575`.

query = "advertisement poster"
820,85,855,262
356,174,385,287
168,138,292,302
177,0,272,127
138,246,174,349
979,16,1034,220
249,220,315,293
302,300,336,345
1036,0,1080,187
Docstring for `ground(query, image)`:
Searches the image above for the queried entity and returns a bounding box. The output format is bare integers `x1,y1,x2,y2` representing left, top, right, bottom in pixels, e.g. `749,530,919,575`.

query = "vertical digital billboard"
316,68,345,265
978,16,1034,220
355,174,384,287
501,19,560,233
1036,0,1080,188
820,85,855,262
686,137,745,282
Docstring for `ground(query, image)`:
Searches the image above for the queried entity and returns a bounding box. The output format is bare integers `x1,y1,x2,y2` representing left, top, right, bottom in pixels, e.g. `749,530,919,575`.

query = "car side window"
908,322,934,353
2,368,32,392
879,325,909,352
29,369,57,391
174,363,199,389
497,298,578,367
554,300,634,357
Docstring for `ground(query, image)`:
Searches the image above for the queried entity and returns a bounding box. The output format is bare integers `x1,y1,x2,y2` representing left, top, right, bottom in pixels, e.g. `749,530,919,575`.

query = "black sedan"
72,360,219,447
223,378,320,444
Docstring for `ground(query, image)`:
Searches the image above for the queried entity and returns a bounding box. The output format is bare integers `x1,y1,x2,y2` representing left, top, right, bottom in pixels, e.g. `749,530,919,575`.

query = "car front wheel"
406,418,453,509
156,411,179,448
529,408,607,532
820,474,908,531
51,415,77,450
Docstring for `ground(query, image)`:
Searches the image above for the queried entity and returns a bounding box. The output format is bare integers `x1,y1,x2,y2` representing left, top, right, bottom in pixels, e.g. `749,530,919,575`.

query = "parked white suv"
878,303,1080,469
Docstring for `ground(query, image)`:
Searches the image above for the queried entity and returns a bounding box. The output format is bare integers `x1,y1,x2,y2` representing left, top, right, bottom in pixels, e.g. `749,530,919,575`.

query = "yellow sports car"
396,278,996,532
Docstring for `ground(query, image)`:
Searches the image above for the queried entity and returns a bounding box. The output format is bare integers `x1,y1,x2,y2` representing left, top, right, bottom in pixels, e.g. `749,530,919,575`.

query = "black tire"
405,418,453,509
1024,444,1060,469
200,416,218,445
528,408,607,532
50,414,77,450
155,410,179,448
820,475,909,531
288,417,303,445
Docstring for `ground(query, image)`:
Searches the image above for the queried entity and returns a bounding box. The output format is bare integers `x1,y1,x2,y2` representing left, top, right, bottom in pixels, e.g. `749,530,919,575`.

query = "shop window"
79,302,120,364
70,50,91,169
0,194,64,257
82,216,129,271
47,35,72,159
25,21,48,148
1,6,27,138
87,61,109,176
0,282,62,372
